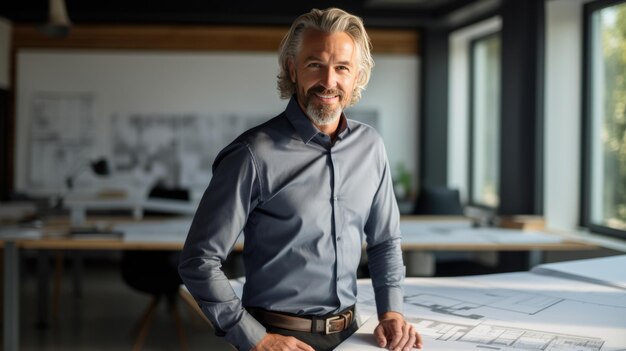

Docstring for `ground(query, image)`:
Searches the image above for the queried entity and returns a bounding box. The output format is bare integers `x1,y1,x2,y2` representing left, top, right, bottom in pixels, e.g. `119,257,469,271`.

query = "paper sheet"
402,227,563,245
339,273,626,350
532,255,626,290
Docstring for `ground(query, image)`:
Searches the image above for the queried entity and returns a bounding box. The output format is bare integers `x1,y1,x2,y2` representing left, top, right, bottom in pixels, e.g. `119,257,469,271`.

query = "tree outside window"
588,0,626,234
470,33,501,208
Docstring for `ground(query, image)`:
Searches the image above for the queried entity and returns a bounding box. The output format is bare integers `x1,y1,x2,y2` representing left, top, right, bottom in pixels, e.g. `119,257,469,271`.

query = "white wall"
0,18,10,89
15,50,419,195
544,0,590,231
358,54,419,186
448,17,501,202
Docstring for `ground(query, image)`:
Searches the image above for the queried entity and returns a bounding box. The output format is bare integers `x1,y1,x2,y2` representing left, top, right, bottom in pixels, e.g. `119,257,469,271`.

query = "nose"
319,67,337,89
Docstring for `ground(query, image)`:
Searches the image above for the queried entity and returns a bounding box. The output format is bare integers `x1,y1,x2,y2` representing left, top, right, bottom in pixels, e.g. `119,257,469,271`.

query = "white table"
338,259,626,350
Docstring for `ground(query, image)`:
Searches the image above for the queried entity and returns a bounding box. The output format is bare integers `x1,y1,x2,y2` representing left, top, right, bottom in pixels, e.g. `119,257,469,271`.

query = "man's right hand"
251,333,315,351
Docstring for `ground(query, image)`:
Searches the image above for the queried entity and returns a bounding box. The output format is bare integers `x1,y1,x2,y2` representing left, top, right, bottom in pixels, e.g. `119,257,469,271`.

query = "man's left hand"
373,311,422,350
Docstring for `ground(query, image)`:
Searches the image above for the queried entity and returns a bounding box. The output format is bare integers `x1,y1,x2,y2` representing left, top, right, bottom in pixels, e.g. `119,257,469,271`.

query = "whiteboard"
16,50,419,199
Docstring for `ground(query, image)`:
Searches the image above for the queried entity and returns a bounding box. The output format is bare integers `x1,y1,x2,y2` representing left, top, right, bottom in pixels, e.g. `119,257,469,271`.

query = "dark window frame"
581,0,626,239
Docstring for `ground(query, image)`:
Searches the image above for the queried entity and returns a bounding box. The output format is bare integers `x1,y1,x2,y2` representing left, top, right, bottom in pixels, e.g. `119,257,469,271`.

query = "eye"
337,65,350,71
307,62,321,68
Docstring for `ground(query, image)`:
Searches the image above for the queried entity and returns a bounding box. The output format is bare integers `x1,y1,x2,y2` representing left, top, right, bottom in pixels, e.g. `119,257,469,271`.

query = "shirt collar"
285,95,352,144
336,114,351,141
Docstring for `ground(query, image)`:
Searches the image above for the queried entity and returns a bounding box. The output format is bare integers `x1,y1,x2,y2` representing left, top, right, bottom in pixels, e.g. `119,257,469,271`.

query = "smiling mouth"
315,93,339,100
311,88,342,103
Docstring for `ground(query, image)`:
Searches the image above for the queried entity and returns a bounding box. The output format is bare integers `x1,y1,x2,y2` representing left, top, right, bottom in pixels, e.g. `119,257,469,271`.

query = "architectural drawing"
24,95,380,198
342,273,626,350
28,92,96,191
110,110,379,197
111,113,267,195
410,317,604,351
404,288,562,319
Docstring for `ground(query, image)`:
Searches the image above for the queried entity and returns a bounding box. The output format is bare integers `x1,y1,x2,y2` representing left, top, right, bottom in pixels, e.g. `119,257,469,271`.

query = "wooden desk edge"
18,238,184,251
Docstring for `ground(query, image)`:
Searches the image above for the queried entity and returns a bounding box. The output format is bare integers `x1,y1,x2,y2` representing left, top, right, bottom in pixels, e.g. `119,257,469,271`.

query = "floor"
12,254,236,351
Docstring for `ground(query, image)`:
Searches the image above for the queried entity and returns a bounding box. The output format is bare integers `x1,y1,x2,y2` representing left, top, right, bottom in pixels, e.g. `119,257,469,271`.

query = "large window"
469,33,501,208
584,0,626,238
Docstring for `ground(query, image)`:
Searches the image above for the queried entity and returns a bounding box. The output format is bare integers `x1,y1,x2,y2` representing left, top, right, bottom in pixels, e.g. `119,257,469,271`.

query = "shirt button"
337,236,342,241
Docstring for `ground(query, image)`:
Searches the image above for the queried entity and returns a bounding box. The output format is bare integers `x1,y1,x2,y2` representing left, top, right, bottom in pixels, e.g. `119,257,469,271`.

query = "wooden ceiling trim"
12,25,419,54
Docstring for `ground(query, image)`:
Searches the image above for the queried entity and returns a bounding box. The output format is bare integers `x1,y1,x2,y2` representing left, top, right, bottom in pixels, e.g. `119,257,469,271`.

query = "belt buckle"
325,315,344,335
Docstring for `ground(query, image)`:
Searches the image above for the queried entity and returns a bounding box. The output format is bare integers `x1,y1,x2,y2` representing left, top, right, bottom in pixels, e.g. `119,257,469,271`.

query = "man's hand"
251,333,315,351
373,311,422,350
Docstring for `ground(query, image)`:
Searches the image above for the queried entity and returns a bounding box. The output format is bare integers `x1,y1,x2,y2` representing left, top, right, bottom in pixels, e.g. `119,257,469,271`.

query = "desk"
2,215,599,351
399,216,596,275
337,257,626,350
1,217,193,351
399,216,592,251
64,194,198,225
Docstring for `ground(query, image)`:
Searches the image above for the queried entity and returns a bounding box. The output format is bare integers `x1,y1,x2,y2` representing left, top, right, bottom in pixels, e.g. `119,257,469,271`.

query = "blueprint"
407,317,605,351
340,272,626,351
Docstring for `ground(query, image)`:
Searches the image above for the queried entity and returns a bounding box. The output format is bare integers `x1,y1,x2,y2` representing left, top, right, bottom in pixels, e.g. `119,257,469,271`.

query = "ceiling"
0,0,485,29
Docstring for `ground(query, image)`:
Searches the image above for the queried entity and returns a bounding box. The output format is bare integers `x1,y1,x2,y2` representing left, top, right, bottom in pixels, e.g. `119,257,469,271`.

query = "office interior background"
1,0,625,350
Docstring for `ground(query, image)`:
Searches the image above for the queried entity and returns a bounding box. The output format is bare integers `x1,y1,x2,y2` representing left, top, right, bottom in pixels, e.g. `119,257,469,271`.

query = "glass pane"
590,2,626,231
471,34,501,207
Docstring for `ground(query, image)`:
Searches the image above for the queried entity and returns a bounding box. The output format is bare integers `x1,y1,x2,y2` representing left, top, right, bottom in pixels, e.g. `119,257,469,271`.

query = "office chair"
413,185,464,215
120,183,193,350
120,250,186,351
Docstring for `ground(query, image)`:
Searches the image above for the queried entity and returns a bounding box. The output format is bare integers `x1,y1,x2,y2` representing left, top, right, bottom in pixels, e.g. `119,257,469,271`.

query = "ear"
288,60,296,83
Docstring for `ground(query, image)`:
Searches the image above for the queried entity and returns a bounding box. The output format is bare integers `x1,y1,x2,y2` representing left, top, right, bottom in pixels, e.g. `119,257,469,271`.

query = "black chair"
121,250,187,351
413,185,464,215
120,183,193,350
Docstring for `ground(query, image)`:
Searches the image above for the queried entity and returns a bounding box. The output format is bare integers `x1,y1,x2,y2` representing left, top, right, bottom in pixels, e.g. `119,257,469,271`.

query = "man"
179,8,423,351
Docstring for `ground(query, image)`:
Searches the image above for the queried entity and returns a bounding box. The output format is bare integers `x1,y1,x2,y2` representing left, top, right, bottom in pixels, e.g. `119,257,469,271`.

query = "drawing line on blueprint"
404,288,564,319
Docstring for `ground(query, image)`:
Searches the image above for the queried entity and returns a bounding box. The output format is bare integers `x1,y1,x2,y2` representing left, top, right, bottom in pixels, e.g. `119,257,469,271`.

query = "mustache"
307,86,344,98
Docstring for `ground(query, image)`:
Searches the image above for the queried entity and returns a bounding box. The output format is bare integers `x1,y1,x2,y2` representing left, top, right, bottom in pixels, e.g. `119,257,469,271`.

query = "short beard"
304,86,343,126
306,103,342,126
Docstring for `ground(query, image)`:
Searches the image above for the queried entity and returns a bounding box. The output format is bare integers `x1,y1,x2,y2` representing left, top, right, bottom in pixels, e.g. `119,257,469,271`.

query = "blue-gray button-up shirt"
179,96,405,350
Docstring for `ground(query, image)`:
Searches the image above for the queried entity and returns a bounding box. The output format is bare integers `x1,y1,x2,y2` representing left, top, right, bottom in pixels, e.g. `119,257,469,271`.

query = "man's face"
289,29,359,126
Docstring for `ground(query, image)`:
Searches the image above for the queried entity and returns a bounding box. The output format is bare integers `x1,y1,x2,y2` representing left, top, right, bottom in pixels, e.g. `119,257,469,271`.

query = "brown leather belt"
248,306,354,335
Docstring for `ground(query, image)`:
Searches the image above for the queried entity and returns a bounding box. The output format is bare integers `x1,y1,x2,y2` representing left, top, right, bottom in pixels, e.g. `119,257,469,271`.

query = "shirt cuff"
375,286,404,317
223,311,267,351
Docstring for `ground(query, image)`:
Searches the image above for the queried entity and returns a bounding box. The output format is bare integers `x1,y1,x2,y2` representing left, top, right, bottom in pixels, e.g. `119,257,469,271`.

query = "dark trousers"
263,319,358,351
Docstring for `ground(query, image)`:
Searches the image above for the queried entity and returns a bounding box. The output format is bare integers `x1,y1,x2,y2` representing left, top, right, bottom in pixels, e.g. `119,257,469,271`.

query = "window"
584,0,626,238
469,33,501,208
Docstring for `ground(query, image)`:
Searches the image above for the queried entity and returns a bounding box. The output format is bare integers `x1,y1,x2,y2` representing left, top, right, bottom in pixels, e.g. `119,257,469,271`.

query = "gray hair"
277,8,374,106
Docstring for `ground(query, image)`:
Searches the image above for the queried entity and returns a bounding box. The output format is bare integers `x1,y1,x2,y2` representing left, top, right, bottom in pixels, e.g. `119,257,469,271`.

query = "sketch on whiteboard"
28,92,96,192
111,113,267,196
25,104,378,197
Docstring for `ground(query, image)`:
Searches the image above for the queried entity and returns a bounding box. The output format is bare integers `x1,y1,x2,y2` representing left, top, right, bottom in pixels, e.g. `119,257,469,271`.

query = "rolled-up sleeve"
364,144,405,317
178,141,266,351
